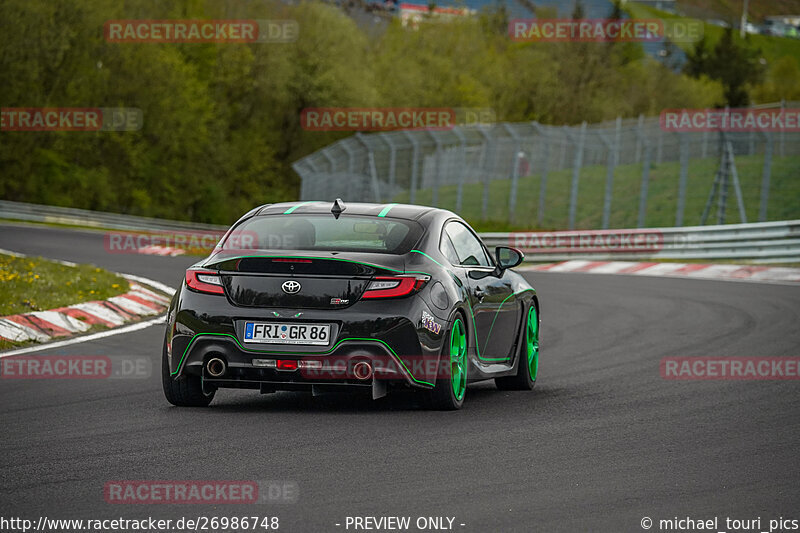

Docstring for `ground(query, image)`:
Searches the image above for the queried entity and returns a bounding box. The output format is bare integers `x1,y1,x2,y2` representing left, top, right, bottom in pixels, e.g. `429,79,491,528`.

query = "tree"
684,28,764,106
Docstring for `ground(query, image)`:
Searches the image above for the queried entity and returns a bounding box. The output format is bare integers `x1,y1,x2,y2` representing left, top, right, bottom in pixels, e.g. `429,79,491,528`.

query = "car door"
442,221,520,363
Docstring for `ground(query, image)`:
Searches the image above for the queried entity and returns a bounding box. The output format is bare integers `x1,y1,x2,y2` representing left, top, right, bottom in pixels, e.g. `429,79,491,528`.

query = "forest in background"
1,0,794,224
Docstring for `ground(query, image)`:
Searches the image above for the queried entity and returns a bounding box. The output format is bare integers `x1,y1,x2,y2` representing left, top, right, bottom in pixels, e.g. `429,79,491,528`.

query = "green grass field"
625,2,800,62
0,254,127,317
393,154,800,231
0,254,129,350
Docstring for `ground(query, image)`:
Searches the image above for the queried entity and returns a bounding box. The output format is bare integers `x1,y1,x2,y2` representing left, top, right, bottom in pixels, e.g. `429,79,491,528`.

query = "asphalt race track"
1,223,799,532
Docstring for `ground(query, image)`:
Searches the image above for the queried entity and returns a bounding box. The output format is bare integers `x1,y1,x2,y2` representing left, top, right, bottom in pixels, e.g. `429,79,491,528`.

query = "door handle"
474,287,486,302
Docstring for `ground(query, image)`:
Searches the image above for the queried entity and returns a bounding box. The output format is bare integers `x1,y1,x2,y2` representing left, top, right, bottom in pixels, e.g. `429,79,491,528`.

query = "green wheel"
450,318,467,401
427,315,468,410
526,305,539,381
496,303,539,391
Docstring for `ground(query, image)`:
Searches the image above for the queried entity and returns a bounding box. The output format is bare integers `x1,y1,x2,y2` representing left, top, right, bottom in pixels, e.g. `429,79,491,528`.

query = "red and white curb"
137,245,186,257
521,260,800,283
0,282,172,344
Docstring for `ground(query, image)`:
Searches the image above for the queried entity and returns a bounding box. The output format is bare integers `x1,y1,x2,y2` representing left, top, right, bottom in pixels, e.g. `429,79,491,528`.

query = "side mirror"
495,246,524,270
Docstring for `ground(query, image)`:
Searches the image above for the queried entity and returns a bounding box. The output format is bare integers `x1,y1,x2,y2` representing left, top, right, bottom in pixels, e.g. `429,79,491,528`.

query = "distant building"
620,0,677,12
765,15,800,26
399,3,476,28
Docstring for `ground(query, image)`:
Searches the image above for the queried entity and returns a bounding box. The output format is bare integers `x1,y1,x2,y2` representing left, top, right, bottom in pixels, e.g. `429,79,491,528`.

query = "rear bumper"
165,283,448,390
170,333,437,389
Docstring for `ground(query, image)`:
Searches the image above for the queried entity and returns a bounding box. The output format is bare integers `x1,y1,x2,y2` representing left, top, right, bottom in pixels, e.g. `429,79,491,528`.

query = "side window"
439,232,460,265
444,222,491,267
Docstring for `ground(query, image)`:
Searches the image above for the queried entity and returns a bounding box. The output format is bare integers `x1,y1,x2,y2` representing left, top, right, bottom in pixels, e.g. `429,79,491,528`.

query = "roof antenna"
331,198,346,219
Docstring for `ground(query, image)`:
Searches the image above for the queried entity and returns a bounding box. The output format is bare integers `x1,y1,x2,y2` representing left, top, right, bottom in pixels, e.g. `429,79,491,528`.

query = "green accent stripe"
172,333,433,387
377,203,397,217
283,201,314,214
481,288,535,357
410,249,445,268
410,249,535,362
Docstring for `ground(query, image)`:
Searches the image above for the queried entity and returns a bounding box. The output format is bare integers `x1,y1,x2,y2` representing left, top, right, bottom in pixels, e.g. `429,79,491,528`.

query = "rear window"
221,214,423,254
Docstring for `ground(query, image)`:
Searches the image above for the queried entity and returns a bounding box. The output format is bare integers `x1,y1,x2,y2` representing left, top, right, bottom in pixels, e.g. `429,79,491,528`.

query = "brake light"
272,258,313,263
362,276,430,299
185,270,225,295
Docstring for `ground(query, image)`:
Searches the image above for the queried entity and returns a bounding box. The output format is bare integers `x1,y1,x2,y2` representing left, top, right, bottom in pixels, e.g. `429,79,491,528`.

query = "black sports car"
162,200,540,410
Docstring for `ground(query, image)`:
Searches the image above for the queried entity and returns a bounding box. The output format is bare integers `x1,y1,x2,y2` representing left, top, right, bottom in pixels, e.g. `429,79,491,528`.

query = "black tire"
426,314,468,410
496,303,538,391
161,336,215,407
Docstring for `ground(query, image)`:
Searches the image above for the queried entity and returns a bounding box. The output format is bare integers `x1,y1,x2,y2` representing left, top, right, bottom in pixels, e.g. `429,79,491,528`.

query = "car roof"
253,201,444,221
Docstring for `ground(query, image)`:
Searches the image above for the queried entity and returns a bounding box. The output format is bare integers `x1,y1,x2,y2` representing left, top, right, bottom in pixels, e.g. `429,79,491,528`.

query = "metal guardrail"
483,220,800,263
0,200,226,233
1,201,797,263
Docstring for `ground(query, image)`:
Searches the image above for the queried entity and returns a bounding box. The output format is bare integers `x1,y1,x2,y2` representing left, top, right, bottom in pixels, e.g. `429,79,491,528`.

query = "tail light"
185,269,225,295
362,275,430,299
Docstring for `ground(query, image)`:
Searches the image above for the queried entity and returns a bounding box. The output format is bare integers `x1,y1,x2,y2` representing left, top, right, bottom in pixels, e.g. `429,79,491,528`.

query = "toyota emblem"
281,280,301,294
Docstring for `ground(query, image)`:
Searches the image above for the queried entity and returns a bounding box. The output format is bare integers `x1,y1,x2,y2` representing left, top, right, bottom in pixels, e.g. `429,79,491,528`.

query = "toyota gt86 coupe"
162,200,540,410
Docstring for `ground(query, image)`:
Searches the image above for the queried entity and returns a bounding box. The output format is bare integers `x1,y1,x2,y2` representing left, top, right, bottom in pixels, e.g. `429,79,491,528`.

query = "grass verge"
0,254,129,350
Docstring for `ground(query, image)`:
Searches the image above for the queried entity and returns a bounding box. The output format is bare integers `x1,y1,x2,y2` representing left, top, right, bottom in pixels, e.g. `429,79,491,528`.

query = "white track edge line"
0,317,165,357
0,248,177,355
520,267,800,287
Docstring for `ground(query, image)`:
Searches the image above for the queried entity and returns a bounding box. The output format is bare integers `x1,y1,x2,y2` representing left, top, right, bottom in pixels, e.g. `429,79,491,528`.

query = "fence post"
656,127,663,164
340,141,358,200
477,127,492,220
638,141,652,228
531,122,549,226
379,133,397,195
701,130,708,159
675,133,689,227
452,126,467,213
780,99,786,157
503,123,522,224
568,121,587,230
321,148,337,199
759,131,773,222
356,133,381,202
599,132,616,229
635,113,644,163
727,141,747,223
402,131,420,204
304,160,321,200
428,131,443,207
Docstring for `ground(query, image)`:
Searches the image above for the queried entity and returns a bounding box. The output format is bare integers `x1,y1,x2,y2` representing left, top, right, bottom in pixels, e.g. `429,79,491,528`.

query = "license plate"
243,322,331,346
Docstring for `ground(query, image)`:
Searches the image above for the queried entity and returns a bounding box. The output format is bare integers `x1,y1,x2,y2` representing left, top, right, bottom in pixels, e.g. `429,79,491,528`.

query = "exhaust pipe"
353,361,373,381
206,357,226,378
